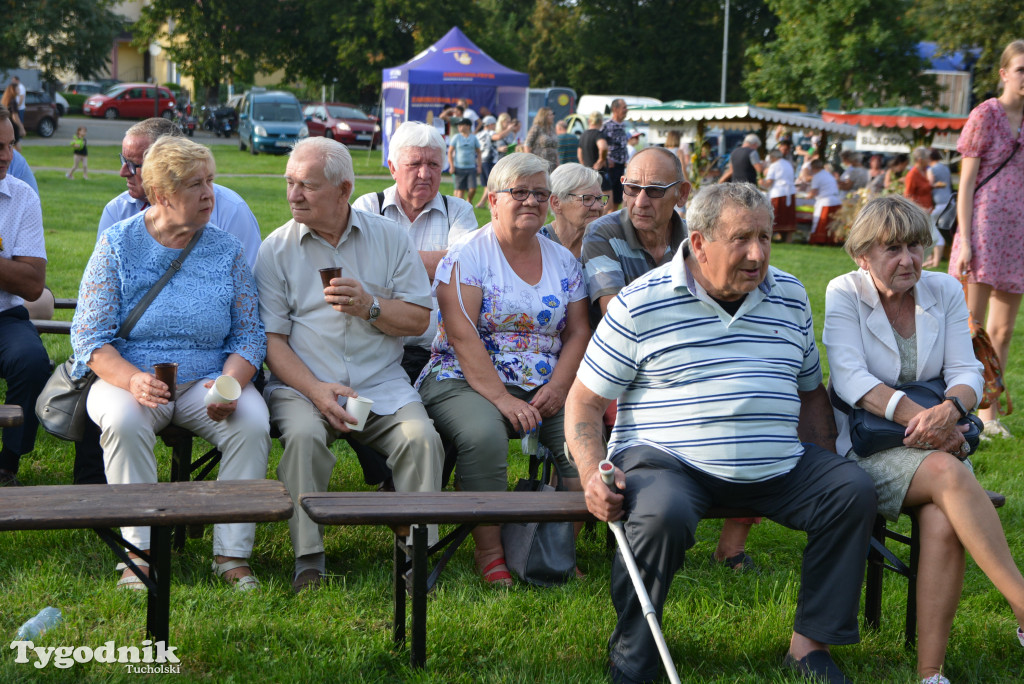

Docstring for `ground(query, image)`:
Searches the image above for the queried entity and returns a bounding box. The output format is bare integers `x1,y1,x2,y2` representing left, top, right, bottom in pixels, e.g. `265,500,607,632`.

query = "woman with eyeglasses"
541,163,606,261
416,153,591,587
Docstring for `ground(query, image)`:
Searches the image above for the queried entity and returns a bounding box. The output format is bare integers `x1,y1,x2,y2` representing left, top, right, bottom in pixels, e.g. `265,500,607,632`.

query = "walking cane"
599,460,682,684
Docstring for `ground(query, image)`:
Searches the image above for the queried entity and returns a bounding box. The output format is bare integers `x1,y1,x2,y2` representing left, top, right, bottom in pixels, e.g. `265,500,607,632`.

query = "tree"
133,0,282,104
0,0,124,81
912,0,1024,101
745,0,938,110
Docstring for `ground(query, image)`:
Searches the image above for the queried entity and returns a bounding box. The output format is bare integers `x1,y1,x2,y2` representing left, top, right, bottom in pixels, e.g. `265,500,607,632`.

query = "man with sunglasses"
581,147,760,571
97,118,261,269
75,118,263,486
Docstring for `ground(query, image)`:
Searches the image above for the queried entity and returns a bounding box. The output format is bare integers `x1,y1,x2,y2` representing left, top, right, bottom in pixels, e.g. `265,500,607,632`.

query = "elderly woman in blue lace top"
71,136,269,591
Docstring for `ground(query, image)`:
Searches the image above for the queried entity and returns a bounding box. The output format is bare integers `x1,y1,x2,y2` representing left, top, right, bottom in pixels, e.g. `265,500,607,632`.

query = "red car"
302,102,380,148
83,83,176,119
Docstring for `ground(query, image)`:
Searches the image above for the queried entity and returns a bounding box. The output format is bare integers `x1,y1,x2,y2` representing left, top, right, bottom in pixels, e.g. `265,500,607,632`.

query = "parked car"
22,91,60,138
237,90,308,155
53,92,69,117
302,102,381,148
82,83,176,120
63,81,105,96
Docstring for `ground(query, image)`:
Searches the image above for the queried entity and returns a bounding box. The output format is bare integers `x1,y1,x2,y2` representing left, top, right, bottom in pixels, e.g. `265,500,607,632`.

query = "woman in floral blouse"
417,153,590,586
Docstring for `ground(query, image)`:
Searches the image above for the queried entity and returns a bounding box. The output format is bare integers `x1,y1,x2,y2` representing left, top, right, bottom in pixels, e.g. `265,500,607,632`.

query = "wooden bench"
865,489,1006,648
0,480,293,643
300,490,757,667
0,404,24,428
31,319,71,335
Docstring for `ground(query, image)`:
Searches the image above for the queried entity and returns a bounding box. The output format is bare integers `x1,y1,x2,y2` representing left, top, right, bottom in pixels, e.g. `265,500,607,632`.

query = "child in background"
67,126,88,180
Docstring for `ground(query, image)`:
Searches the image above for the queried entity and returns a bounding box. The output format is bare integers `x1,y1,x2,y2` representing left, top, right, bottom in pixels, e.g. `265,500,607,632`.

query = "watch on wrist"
367,296,381,323
944,396,967,419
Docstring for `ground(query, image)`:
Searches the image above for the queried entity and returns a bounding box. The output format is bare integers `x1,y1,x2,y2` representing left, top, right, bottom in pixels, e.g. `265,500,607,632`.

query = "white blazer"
823,268,983,455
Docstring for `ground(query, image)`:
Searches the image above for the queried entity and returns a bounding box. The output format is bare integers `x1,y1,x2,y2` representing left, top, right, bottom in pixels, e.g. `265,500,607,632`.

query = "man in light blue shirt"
9,150,38,196
97,118,262,269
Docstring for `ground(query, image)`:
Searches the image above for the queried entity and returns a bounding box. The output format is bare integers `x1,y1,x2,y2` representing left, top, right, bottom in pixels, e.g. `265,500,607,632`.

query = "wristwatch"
367,296,381,324
944,396,968,420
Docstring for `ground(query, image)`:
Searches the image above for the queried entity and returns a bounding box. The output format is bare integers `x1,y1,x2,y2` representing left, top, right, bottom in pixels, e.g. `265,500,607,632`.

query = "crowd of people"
1,38,1023,684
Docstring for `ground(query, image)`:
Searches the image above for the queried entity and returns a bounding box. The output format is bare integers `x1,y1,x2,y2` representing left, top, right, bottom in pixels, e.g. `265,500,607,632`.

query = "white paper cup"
204,375,242,407
345,396,374,431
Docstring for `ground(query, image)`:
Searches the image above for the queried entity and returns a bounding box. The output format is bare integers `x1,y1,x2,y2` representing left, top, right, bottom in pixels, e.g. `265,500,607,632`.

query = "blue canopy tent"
381,27,528,163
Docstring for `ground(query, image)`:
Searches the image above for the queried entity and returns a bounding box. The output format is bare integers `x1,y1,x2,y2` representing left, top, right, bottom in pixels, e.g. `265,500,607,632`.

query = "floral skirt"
846,446,973,521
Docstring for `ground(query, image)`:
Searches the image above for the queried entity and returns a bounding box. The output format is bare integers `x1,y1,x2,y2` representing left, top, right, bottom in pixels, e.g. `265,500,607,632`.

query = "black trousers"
608,444,877,682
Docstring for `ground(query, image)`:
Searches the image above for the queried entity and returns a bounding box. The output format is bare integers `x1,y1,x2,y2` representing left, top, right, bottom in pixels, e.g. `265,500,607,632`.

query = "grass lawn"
3,145,1024,682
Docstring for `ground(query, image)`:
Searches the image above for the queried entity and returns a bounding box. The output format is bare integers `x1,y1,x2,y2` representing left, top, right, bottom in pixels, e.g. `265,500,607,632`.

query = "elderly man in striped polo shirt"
566,183,876,684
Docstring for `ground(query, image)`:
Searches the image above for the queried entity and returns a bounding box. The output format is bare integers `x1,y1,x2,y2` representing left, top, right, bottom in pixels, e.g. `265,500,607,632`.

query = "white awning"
626,102,858,136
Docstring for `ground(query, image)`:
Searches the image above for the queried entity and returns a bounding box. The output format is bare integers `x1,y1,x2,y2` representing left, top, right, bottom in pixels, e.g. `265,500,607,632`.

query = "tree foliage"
744,0,938,110
0,0,124,81
912,0,1024,101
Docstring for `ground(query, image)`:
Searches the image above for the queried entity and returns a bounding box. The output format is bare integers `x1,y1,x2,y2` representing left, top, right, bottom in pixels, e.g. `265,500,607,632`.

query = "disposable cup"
153,363,178,401
520,430,539,455
319,267,342,289
345,395,374,431
204,375,242,407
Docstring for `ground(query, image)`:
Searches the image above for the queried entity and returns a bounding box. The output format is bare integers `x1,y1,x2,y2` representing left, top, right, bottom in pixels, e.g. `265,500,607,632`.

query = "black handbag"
935,141,1020,234
832,378,982,458
35,229,203,441
500,447,576,587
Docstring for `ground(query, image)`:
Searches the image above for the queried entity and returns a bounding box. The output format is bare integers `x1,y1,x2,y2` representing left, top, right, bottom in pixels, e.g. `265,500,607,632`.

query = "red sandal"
480,557,513,587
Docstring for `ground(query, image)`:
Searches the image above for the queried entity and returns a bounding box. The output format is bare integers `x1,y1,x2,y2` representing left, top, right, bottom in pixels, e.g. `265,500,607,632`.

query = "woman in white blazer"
824,196,1024,684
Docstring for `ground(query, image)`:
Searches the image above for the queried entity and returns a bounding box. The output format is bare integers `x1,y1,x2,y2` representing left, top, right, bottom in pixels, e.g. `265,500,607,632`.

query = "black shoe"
608,660,653,684
712,551,759,573
783,650,852,684
0,469,23,487
291,569,323,593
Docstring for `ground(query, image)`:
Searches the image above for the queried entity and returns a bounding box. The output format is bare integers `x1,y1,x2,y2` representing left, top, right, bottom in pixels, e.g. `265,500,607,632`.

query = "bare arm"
719,163,733,183
796,384,838,453
858,382,974,453
324,275,429,337
265,332,356,433
419,250,446,280
595,138,608,170
597,294,615,317
0,256,45,302
565,380,622,521
953,156,980,276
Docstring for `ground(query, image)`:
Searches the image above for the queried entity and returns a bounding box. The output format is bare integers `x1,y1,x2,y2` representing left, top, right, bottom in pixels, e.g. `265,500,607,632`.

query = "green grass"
4,146,1024,682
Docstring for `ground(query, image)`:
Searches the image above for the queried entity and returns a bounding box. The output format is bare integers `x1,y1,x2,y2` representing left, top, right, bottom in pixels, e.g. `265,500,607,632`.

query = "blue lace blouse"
71,212,265,382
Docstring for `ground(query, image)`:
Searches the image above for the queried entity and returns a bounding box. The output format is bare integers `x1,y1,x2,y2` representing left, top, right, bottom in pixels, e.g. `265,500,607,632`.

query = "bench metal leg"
864,515,886,629
393,534,406,647
905,514,920,649
147,526,172,644
410,524,428,667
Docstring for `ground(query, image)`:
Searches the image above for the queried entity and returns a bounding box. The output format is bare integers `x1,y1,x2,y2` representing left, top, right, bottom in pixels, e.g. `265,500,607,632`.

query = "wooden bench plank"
0,405,24,428
0,480,294,531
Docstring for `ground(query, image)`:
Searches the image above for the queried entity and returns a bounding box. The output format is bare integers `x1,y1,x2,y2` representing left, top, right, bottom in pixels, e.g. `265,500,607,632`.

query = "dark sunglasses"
496,187,552,203
567,193,609,207
119,153,142,177
621,180,682,199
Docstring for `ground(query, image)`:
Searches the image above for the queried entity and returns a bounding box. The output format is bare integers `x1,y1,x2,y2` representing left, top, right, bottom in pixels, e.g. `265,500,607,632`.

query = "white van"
566,94,663,136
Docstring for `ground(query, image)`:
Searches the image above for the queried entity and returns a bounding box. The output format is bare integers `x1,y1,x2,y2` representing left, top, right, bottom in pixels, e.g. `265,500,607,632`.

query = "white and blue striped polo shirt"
577,243,822,482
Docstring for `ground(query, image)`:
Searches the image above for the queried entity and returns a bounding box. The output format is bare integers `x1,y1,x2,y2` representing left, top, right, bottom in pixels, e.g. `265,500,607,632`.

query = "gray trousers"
270,389,443,558
609,444,877,682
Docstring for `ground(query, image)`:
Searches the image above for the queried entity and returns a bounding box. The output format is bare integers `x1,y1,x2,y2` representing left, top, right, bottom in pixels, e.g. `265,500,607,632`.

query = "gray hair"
768,149,783,160
743,133,761,147
291,136,354,188
844,195,933,259
487,152,550,193
126,117,183,145
912,146,930,162
387,121,446,165
550,163,602,200
687,183,773,241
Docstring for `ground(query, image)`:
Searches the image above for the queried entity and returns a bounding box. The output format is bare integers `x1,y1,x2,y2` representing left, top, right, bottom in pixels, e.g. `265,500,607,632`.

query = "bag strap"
974,141,1020,193
959,274,981,336
116,228,204,340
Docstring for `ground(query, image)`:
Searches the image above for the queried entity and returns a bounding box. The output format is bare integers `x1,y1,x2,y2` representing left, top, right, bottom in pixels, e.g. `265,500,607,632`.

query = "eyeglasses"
119,153,142,177
621,180,682,199
567,193,609,207
496,187,551,203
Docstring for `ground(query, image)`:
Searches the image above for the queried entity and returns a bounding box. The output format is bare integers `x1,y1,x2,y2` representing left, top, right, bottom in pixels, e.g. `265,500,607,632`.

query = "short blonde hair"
141,137,215,201
844,195,933,259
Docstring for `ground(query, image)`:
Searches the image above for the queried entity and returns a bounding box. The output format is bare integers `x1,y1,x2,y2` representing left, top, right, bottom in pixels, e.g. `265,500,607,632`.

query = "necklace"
886,293,910,327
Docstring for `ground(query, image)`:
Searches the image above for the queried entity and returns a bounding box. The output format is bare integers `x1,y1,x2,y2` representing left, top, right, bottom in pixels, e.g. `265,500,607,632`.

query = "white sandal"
115,560,149,591
212,559,259,592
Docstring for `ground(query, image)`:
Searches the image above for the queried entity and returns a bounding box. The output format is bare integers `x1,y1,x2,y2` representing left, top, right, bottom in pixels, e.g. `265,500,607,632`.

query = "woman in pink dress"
950,40,1024,437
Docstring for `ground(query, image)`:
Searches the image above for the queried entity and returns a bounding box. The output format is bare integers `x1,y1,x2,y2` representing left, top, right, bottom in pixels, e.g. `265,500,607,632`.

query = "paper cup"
345,395,374,431
204,375,242,407
153,363,178,401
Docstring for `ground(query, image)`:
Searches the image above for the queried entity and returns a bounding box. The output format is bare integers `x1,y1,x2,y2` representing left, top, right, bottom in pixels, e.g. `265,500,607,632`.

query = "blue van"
237,89,308,155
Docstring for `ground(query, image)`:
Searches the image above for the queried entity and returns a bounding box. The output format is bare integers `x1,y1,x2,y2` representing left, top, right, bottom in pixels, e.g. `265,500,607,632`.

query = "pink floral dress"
948,98,1024,292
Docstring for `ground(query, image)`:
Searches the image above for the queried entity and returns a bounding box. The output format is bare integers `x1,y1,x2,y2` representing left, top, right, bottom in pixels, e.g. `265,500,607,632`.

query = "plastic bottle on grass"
15,607,62,639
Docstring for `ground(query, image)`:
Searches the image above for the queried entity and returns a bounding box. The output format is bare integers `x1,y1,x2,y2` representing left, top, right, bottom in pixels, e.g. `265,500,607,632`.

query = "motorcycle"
202,104,236,137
